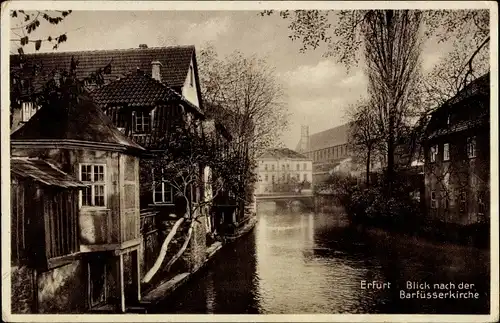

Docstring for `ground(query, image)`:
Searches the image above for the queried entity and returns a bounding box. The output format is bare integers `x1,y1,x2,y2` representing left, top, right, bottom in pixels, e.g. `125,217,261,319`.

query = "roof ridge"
11,45,196,57
310,122,350,137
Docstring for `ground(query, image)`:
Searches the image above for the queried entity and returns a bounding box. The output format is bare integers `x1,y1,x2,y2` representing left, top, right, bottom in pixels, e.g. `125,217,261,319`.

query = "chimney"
151,61,162,82
139,44,148,49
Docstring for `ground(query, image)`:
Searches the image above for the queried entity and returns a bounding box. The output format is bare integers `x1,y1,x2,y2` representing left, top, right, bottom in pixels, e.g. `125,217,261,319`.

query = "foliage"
198,45,289,155
198,45,288,211
10,10,72,53
264,9,490,191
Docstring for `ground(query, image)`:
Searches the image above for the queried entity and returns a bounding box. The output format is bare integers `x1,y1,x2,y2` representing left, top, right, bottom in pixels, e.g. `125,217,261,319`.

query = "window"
135,111,151,133
190,185,198,203
189,65,194,87
430,145,438,162
271,175,275,183
443,195,449,209
153,169,174,204
303,163,306,170
296,164,300,171
467,136,476,158
271,164,275,171
459,190,467,213
430,191,437,209
443,143,450,161
303,173,308,182
264,174,268,182
80,164,106,207
264,164,268,171
282,165,285,171
21,102,38,122
286,164,290,170
478,191,486,216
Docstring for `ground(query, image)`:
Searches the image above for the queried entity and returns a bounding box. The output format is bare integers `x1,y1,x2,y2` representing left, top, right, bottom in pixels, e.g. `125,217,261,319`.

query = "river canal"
150,203,490,314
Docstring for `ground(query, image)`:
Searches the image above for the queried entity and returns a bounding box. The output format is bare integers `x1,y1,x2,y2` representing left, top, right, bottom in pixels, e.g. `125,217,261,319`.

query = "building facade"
423,73,489,225
256,148,313,195
10,96,145,313
296,124,353,183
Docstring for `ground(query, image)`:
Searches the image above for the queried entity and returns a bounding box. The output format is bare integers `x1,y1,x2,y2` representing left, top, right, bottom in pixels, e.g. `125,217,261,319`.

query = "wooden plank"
119,254,125,313
11,182,19,263
42,188,52,261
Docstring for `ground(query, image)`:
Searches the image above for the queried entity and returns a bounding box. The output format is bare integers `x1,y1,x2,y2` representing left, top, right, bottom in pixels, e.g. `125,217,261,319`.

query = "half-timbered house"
423,73,490,225
10,95,145,313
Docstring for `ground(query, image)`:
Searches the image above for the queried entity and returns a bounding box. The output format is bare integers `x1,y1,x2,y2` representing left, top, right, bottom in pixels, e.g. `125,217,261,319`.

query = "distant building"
423,73,489,225
295,123,353,183
256,148,313,194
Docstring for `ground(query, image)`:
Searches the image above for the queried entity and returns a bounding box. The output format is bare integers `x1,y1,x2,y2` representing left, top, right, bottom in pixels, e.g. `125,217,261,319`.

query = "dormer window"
134,111,151,133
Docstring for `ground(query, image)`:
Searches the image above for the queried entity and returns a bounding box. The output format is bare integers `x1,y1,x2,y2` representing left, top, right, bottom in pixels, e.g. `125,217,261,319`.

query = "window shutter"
150,108,155,131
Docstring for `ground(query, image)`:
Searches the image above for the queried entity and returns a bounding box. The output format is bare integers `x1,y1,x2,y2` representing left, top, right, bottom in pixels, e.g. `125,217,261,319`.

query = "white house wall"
181,58,200,108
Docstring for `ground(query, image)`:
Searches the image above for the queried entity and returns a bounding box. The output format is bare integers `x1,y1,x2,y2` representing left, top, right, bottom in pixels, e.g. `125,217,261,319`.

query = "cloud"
277,60,368,148
181,16,232,44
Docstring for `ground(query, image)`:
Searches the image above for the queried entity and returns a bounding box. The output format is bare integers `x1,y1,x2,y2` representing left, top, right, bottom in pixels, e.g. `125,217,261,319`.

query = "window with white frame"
271,164,275,171
153,170,174,204
430,145,438,162
467,136,476,158
135,111,151,133
303,163,307,170
430,191,437,209
80,164,106,207
21,102,38,122
264,164,268,171
443,143,450,161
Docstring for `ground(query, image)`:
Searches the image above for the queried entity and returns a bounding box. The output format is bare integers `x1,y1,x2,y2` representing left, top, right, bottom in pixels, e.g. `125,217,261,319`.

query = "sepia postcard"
1,1,498,322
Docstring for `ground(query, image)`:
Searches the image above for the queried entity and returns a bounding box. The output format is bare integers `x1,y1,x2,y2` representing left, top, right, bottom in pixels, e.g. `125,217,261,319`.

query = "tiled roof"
304,123,351,152
11,45,195,92
11,95,145,153
11,158,88,188
259,148,310,160
446,73,490,106
89,69,202,114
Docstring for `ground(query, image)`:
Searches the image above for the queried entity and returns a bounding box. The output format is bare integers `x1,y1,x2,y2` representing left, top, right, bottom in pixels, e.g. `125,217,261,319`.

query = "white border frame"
1,1,498,323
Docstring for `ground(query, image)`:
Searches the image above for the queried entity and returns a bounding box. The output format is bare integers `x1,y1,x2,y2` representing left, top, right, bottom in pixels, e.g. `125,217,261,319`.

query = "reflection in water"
151,203,489,314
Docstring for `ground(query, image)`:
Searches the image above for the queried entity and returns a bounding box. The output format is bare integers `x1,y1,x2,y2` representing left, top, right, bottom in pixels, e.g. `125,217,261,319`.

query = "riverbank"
127,215,258,313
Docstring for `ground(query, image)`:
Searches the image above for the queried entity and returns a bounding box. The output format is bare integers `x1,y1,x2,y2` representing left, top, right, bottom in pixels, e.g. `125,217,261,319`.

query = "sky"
10,10,449,149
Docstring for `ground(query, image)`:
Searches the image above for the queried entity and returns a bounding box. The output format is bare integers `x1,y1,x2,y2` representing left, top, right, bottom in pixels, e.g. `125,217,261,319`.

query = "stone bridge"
255,193,315,210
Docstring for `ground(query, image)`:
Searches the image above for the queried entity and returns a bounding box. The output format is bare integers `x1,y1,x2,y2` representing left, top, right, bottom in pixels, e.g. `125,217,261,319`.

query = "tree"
346,100,381,185
262,8,490,191
10,10,75,127
198,46,289,215
10,10,72,54
140,117,227,283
